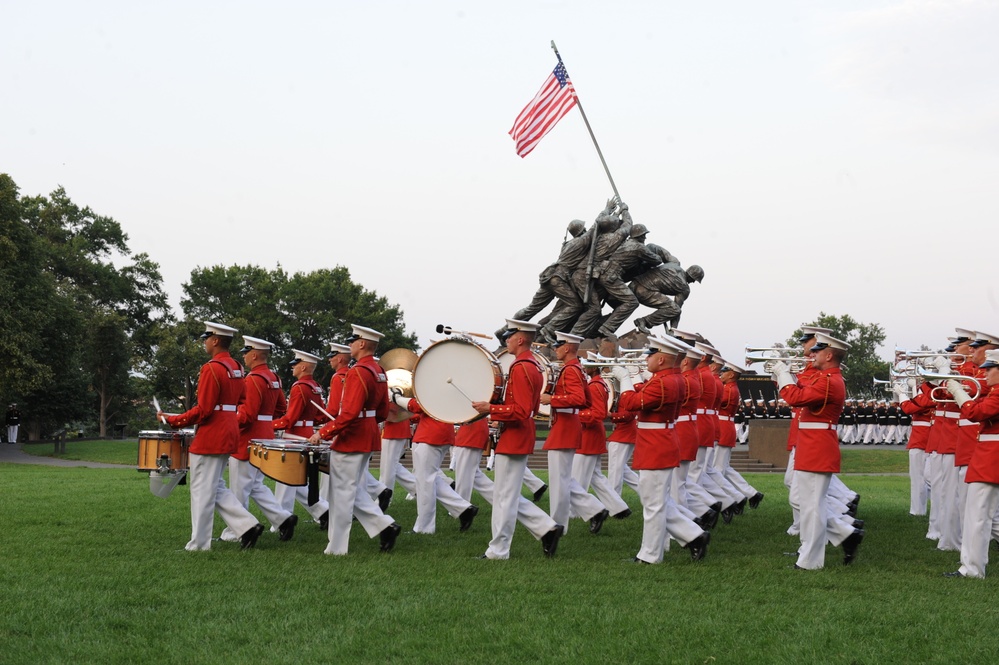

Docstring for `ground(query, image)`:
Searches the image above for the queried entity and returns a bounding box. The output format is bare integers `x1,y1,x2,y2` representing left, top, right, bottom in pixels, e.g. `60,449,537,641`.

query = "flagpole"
551,41,618,305
551,40,620,200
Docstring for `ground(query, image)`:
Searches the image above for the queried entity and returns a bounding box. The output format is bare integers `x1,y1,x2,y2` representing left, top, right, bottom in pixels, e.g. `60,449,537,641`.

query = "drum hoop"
412,337,502,424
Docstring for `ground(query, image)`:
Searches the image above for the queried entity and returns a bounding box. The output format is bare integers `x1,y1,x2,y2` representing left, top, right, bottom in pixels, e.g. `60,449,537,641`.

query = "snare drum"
412,338,503,424
137,429,192,471
497,349,554,419
249,439,309,486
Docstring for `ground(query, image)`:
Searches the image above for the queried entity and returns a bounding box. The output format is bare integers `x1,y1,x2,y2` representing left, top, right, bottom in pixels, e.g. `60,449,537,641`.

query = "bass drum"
497,350,553,419
412,338,503,424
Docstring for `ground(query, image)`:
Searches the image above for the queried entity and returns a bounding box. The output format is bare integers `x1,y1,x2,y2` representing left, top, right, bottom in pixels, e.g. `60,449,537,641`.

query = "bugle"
744,354,810,374
916,367,981,403
744,346,803,357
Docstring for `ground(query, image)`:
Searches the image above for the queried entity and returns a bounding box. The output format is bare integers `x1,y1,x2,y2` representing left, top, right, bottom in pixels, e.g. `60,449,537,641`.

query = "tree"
787,313,889,397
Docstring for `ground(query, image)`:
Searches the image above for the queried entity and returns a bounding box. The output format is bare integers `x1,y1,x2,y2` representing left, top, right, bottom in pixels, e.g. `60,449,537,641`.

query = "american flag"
509,60,577,158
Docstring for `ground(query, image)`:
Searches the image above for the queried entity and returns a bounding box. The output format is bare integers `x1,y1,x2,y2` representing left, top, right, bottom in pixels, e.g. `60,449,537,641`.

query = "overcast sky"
4,1,997,363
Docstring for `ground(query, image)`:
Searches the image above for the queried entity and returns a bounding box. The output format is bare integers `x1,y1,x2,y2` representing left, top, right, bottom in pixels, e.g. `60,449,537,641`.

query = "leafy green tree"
788,313,890,397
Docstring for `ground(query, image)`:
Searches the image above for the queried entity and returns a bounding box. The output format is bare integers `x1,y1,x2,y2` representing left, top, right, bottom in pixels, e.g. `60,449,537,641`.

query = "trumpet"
744,346,803,357
872,377,893,393
916,367,982,403
744,354,810,374
894,347,966,365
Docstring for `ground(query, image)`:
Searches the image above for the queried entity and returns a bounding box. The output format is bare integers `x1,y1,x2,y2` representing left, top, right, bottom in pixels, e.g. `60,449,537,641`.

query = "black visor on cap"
345,334,360,343
980,359,999,369
551,339,567,348
811,341,830,351
240,345,253,353
945,344,956,353
969,339,990,348
289,358,302,367
954,336,970,344
500,328,517,341
797,333,816,343
325,350,339,359
199,331,214,340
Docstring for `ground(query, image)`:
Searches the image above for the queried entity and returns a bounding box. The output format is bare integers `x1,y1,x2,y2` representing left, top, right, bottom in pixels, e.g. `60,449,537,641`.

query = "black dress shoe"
749,492,764,509
613,508,632,520
478,553,489,559
842,528,865,565
686,531,710,561
710,501,723,513
629,556,651,565
589,509,610,534
379,523,402,552
734,498,747,515
533,483,548,503
845,504,857,518
240,523,265,550
943,571,964,578
318,511,329,530
850,494,861,510
721,505,735,524
458,505,479,532
541,524,564,558
450,480,456,490
852,519,865,529
278,514,299,542
378,488,393,513
792,564,805,570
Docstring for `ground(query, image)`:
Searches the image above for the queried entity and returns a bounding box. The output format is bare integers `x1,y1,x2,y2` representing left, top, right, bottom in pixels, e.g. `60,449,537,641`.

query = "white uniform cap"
669,328,701,344
694,341,720,358
970,331,999,347
953,328,975,341
798,325,832,343
980,349,999,369
290,349,322,366
647,336,684,355
722,361,747,374
200,321,238,339
345,324,384,343
500,318,539,340
553,331,584,346
240,335,274,352
811,331,850,351
327,342,351,358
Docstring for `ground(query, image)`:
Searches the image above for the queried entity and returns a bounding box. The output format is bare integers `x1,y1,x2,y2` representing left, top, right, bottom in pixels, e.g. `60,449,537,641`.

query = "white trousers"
486,454,558,559
636,468,703,564
926,452,942,539
959,482,999,578
451,446,486,503
220,458,293,541
785,448,800,534
572,453,629,516
324,451,394,555
548,449,605,533
908,448,929,516
607,441,641,495
937,454,961,551
380,438,417,499
274,478,329,522
186,453,258,551
412,443,472,534
7,425,18,443
795,470,855,569
714,446,758,498
522,467,546,494
674,460,713,515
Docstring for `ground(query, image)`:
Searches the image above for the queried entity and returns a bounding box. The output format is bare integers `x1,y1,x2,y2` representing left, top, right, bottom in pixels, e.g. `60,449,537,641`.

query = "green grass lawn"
2,448,997,664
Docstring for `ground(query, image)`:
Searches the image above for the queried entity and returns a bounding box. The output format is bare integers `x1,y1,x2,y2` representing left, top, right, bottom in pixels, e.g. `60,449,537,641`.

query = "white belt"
213,404,237,412
934,411,959,418
637,422,675,430
675,415,693,422
359,410,377,418
717,415,731,421
959,420,976,427
799,422,837,431
553,408,579,414
695,409,706,414
706,409,717,415
979,434,999,442
912,421,931,427
295,420,315,427
256,415,273,421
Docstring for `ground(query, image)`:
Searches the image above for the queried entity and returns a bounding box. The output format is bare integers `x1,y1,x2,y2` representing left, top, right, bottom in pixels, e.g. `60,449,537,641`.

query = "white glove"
770,361,795,390
627,364,642,379
933,356,952,373
609,365,630,382
893,384,909,403
391,388,410,409
907,377,917,391
640,370,653,382
946,379,971,407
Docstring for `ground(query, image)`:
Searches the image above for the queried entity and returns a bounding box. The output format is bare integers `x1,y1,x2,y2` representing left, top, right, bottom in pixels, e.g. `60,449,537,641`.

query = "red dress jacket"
455,418,489,450
578,374,609,456
272,376,325,439
963,384,999,484
318,355,389,453
543,358,588,451
618,367,685,470
779,366,845,473
717,381,740,448
676,369,701,462
955,366,984,466
924,380,960,455
382,416,413,440
234,365,286,460
490,352,542,456
901,392,934,451
608,408,637,445
786,365,817,452
403,398,456,446
694,365,716,448
166,352,244,456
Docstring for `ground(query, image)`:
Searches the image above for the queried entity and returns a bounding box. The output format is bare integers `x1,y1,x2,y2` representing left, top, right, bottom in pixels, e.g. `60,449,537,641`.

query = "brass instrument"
744,354,810,374
744,346,804,357
872,377,893,394
916,367,981,403
893,347,965,372
380,348,418,423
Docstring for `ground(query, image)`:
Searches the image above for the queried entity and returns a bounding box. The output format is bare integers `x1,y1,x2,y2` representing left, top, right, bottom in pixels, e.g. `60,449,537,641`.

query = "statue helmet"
629,223,649,240
686,265,704,283
567,219,586,238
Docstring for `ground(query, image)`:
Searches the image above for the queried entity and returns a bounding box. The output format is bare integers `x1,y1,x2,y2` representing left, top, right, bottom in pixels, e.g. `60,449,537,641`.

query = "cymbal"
379,348,419,372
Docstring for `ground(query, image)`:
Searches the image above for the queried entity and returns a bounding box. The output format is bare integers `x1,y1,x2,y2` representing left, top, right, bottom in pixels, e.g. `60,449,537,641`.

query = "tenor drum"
137,429,193,471
497,350,553,418
249,439,309,486
412,338,503,424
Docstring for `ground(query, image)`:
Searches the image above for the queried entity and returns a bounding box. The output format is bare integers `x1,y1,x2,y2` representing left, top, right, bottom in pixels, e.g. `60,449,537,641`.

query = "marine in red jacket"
272,350,325,440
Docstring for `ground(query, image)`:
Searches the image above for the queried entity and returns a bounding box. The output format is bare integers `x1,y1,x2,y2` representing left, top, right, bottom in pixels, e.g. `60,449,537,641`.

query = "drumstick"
446,377,475,403
281,433,310,441
310,400,337,422
152,396,167,424
436,324,493,340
